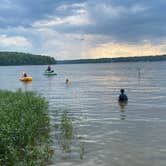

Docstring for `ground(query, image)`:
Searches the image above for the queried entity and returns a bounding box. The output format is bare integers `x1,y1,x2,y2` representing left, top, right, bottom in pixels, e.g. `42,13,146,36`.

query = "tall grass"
55,110,85,159
0,89,51,166
57,110,73,153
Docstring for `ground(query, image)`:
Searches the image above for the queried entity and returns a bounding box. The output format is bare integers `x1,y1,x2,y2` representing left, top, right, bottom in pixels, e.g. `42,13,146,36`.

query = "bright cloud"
0,0,166,59
86,41,166,59
33,14,91,28
0,35,31,47
32,4,91,28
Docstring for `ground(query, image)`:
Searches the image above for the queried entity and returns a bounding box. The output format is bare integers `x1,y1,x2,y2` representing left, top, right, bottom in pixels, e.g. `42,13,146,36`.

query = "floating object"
19,77,32,81
44,70,57,75
66,79,71,85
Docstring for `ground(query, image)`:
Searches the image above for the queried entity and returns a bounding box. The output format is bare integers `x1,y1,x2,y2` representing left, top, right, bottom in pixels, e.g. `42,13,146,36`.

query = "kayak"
19,77,32,81
44,70,57,75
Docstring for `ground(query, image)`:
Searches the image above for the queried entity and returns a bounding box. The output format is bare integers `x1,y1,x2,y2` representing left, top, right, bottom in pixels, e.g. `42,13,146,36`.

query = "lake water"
1,61,166,166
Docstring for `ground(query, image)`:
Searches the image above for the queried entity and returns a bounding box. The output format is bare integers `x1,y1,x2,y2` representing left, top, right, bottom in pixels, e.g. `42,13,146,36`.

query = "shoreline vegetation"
0,52,56,65
0,90,52,166
1,51,166,66
57,54,166,64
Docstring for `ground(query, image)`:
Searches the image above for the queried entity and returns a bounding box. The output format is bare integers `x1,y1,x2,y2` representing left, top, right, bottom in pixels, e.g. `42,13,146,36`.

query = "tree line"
0,52,56,65
57,55,166,64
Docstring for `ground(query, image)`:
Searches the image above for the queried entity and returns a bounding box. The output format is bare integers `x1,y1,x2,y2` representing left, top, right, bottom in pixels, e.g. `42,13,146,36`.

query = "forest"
57,55,166,64
0,52,56,65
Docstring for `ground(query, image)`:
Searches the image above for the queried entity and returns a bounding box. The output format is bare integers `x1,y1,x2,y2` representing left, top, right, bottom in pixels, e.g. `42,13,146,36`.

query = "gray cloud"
0,0,166,59
0,0,85,27
47,0,166,43
87,0,166,42
1,0,166,43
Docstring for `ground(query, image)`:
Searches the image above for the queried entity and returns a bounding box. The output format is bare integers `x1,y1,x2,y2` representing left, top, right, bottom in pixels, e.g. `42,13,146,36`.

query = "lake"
1,61,166,166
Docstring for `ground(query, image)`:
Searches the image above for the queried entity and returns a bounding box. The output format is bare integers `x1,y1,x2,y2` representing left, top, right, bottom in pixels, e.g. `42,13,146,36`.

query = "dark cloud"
0,0,85,27
86,0,166,42
52,0,166,43
1,0,166,43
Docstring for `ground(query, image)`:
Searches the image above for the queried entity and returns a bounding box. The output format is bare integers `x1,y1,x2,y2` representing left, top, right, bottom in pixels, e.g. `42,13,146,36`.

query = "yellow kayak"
19,77,32,81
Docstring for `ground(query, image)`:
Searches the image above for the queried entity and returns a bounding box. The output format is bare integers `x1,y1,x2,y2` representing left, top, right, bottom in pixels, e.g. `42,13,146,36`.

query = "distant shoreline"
0,51,56,66
57,55,166,64
1,51,166,66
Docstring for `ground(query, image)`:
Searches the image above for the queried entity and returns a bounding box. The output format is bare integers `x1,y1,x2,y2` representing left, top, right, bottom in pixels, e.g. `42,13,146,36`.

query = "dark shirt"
119,94,128,102
47,66,51,71
24,73,27,77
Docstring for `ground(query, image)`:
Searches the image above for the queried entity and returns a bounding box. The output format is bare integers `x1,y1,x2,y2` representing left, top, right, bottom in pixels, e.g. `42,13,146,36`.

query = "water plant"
55,110,85,159
57,110,73,153
0,89,51,166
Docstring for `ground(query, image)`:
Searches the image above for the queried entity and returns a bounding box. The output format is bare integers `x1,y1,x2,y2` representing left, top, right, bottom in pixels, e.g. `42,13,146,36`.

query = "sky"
1,0,166,60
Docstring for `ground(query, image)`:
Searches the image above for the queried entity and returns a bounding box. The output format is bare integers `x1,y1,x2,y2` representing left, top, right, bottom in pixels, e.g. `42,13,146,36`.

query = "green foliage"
0,51,56,65
0,90,51,166
57,54,166,64
57,110,73,153
55,110,85,159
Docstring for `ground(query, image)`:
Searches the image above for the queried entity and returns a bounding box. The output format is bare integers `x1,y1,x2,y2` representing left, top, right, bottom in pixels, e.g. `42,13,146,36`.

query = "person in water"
66,78,71,85
118,89,128,102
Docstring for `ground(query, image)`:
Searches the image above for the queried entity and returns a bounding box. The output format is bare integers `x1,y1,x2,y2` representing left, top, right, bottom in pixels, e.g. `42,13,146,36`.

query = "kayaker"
47,65,51,71
118,89,128,102
22,72,27,77
47,65,54,72
24,73,27,77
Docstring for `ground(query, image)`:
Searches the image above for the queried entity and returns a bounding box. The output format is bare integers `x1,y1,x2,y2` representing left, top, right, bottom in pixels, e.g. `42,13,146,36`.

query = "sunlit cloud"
32,13,91,28
0,0,166,59
0,34,31,48
32,3,91,28
86,41,166,59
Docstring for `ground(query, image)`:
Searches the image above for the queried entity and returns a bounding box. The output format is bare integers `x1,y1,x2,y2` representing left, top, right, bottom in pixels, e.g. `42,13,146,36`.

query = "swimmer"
66,78,71,85
118,89,128,102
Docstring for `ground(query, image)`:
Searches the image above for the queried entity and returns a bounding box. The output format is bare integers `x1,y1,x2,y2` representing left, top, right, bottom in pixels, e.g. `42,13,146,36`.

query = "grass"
55,110,85,159
57,110,73,153
0,89,51,166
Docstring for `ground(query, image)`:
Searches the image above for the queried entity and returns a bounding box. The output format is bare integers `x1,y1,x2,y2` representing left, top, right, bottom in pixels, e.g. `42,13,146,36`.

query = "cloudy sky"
1,0,166,60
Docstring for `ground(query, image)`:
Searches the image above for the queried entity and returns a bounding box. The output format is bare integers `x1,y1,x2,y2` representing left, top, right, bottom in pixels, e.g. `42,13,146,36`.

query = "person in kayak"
24,73,27,77
47,65,51,71
47,65,54,72
22,72,27,77
118,89,128,102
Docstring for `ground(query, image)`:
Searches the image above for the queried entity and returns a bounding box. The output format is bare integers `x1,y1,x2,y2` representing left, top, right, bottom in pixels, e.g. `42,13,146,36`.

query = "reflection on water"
119,101,128,120
20,81,32,91
57,110,73,153
79,142,85,160
54,110,85,160
137,67,142,86
1,62,166,166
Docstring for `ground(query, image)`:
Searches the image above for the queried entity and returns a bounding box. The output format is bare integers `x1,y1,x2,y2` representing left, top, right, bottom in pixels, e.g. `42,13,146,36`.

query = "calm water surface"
1,62,166,166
